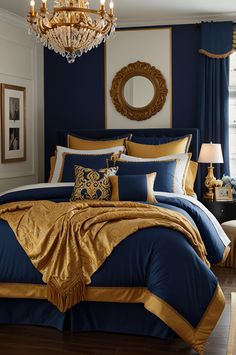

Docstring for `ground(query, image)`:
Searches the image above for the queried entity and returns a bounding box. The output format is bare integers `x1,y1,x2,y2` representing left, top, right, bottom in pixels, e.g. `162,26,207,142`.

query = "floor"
0,267,235,355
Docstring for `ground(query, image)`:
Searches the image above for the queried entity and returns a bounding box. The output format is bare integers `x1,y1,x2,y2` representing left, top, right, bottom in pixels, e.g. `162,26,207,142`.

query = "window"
229,52,236,177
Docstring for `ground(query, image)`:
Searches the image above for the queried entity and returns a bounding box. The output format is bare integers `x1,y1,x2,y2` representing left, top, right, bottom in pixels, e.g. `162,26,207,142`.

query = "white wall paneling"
0,9,44,192
105,28,172,129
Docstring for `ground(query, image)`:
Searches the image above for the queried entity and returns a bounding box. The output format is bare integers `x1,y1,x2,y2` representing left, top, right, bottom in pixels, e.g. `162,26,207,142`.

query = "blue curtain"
199,55,230,179
199,22,233,181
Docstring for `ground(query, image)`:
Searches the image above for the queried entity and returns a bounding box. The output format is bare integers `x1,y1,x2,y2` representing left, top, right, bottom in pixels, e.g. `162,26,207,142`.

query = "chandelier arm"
35,21,113,35
53,7,102,15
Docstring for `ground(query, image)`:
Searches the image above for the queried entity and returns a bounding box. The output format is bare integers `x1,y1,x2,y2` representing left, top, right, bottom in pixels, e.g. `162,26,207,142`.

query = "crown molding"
117,12,236,28
0,6,235,30
0,8,27,29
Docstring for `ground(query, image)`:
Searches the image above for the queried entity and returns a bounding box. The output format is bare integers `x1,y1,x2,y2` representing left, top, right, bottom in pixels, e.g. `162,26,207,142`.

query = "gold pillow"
48,155,56,182
184,160,198,196
126,135,192,158
70,165,118,201
67,134,128,150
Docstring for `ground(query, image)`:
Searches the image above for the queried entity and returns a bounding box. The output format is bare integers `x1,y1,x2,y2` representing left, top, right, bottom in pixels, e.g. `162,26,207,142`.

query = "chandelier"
27,0,116,63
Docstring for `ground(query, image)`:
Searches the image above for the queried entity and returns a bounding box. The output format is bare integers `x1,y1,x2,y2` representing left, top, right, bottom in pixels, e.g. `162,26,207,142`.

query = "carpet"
227,292,236,355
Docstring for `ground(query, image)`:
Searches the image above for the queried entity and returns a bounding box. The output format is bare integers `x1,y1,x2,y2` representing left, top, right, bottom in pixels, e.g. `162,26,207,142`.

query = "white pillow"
51,145,125,183
119,153,192,195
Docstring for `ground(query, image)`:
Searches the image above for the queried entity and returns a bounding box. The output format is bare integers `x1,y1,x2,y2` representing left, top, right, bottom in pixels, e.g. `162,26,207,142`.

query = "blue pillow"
61,153,111,182
110,160,178,193
110,173,157,203
131,134,191,146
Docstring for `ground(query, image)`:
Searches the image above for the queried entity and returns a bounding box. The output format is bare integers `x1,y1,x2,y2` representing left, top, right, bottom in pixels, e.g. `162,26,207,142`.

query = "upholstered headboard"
58,128,199,159
55,128,200,196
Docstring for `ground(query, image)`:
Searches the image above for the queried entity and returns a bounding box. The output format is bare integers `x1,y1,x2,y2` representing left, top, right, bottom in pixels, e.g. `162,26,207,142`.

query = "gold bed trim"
216,245,231,266
0,200,210,313
0,282,224,354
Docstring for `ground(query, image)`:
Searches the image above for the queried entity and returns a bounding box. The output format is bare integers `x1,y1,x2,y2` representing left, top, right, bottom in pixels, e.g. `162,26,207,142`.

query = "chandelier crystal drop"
27,0,116,63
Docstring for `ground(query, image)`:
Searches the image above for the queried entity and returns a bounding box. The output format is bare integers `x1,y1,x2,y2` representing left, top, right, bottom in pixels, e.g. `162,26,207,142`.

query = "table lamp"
198,142,224,200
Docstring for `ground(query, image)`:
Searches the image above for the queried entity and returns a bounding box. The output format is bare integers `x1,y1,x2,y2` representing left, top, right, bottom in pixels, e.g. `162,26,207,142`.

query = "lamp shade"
198,143,224,164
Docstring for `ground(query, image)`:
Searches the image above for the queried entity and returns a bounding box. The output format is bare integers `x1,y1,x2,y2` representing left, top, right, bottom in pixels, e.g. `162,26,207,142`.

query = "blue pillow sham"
110,160,178,193
61,153,111,182
131,134,191,146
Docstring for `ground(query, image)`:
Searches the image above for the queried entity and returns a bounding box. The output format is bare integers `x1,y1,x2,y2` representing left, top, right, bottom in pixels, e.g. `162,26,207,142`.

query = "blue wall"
44,24,200,179
172,25,199,128
44,44,105,177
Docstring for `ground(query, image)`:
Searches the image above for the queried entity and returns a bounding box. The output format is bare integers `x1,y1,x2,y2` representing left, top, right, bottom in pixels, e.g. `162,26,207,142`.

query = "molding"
33,43,45,183
0,7,44,183
1,7,236,30
0,170,35,180
117,13,236,28
105,27,172,129
0,8,27,29
0,33,35,52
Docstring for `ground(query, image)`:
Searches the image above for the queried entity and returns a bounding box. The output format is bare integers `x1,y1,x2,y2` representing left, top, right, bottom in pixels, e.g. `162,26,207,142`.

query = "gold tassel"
47,278,86,313
193,345,204,355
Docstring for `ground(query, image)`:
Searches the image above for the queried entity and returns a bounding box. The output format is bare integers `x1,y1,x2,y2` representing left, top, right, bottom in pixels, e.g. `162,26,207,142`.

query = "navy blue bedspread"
0,184,227,340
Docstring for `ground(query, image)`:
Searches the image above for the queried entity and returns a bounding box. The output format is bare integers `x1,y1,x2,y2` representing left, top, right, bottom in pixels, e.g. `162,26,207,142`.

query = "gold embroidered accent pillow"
70,165,118,201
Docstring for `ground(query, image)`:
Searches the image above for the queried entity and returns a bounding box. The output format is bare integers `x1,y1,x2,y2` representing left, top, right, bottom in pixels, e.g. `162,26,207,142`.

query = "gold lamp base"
203,165,223,200
203,190,214,200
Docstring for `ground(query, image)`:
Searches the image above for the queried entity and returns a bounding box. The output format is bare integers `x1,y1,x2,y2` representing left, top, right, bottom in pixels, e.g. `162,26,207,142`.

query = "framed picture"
105,28,172,129
215,186,233,201
1,84,26,163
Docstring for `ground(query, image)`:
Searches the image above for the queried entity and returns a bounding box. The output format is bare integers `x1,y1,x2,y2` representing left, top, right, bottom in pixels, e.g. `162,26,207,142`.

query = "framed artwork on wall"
1,84,26,163
105,27,172,129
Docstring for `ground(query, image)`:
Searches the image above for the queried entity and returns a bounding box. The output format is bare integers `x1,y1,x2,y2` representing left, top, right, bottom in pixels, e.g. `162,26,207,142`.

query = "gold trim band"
216,245,231,267
0,283,225,354
199,49,235,59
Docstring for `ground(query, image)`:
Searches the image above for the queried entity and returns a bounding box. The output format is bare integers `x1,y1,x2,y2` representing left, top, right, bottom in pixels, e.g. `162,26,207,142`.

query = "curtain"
234,24,236,50
199,21,234,182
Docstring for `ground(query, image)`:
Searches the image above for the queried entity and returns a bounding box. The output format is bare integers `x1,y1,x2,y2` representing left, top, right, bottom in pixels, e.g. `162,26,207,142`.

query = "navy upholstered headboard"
58,128,199,159
55,128,200,196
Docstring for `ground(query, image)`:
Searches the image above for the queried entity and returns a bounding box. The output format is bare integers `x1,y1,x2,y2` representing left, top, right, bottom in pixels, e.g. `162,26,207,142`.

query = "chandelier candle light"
27,0,116,63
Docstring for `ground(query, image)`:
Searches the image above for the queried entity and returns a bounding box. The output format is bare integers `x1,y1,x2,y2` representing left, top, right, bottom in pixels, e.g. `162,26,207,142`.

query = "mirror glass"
124,76,154,108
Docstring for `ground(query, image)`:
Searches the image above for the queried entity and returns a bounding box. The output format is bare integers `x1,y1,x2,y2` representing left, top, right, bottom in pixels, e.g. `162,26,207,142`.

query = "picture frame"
215,186,233,201
1,84,26,163
105,28,172,129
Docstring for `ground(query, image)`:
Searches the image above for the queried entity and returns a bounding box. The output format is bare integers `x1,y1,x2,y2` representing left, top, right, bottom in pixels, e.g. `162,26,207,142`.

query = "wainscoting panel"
0,10,44,192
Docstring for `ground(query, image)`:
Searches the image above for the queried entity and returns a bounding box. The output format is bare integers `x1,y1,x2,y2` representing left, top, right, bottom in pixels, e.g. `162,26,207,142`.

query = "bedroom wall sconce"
198,142,224,200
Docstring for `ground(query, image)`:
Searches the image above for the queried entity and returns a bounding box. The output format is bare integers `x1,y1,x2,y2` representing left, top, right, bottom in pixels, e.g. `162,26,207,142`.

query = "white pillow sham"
51,145,125,183
119,153,192,195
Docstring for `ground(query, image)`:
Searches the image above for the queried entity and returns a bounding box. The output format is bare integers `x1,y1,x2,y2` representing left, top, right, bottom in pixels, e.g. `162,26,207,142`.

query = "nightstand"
201,199,236,223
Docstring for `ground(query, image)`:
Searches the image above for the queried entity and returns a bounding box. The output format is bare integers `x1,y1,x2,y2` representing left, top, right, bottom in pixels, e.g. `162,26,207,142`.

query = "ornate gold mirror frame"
110,61,168,121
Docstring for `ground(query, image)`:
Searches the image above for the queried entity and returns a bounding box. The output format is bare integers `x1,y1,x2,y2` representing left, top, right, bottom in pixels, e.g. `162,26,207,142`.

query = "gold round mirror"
110,61,168,121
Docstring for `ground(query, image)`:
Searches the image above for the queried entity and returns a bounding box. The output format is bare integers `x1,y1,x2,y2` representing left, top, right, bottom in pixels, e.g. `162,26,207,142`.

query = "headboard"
55,128,200,195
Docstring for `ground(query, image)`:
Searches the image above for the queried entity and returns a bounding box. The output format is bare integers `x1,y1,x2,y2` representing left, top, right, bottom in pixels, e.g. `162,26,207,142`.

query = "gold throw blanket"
0,200,209,312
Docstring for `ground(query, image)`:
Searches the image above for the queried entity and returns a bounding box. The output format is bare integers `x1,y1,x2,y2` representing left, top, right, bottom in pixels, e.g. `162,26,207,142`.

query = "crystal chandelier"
27,0,116,63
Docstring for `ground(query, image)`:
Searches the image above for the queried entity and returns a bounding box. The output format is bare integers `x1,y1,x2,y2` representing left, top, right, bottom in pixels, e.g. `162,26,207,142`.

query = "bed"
0,128,230,355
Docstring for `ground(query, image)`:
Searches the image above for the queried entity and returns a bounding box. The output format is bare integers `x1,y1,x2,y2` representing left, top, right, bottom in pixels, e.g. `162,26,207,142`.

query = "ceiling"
0,0,236,26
